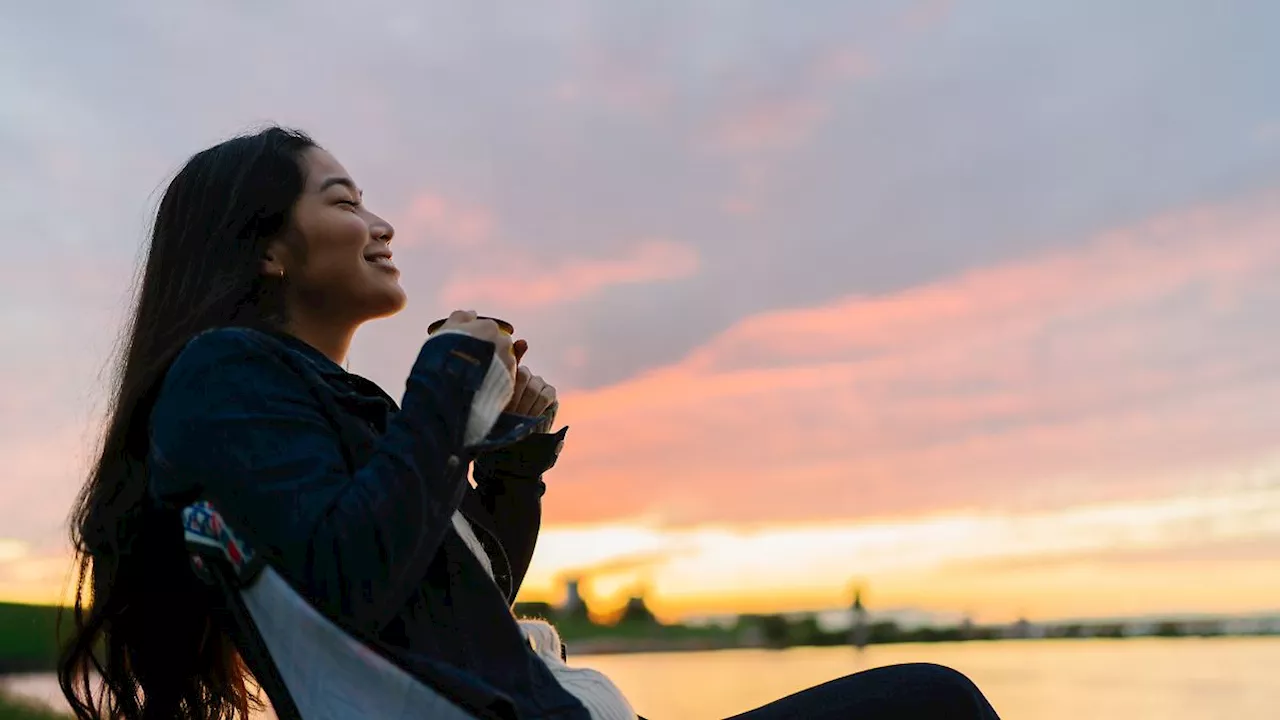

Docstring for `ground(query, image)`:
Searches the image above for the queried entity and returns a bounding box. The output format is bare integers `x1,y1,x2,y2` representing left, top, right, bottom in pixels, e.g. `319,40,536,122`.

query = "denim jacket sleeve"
471,426,568,597
148,327,497,634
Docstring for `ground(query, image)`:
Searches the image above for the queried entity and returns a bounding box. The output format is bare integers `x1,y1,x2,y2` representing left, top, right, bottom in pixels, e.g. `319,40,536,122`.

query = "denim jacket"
147,327,588,719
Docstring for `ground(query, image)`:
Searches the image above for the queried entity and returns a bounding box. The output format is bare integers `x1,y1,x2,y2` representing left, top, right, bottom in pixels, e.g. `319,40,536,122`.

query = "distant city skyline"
529,571,1280,631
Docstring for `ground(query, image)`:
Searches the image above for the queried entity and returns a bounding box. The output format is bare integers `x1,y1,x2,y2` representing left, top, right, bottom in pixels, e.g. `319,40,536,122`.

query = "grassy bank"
0,603,63,675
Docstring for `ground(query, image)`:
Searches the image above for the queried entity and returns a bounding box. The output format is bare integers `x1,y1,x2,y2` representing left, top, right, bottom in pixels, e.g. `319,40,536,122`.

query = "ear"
260,239,289,279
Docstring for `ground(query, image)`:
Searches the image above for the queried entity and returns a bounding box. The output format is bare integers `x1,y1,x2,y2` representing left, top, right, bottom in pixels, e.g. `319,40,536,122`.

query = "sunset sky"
3,1,1280,624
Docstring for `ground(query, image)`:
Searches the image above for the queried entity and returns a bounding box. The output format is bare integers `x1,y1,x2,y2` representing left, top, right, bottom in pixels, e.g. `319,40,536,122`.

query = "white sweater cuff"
428,330,514,446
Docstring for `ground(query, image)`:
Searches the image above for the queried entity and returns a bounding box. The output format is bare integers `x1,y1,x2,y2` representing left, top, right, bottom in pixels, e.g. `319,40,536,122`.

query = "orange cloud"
517,483,1280,621
439,239,699,309
544,191,1280,526
0,547,77,606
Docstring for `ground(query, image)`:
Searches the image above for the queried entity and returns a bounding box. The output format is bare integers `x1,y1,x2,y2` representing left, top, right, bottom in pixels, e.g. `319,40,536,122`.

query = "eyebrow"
318,176,362,196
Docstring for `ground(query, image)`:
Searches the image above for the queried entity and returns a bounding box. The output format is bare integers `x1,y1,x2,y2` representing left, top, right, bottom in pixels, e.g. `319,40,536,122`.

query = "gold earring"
278,268,285,280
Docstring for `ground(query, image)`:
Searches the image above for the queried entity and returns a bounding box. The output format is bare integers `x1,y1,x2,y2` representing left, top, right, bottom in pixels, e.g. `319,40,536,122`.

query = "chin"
361,286,408,320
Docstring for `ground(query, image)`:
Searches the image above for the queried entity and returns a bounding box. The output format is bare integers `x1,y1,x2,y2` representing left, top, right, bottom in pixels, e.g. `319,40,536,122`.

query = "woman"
59,127,999,719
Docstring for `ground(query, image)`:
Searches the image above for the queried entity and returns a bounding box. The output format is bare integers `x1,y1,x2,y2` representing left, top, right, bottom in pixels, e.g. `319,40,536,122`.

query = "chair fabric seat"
182,501,478,719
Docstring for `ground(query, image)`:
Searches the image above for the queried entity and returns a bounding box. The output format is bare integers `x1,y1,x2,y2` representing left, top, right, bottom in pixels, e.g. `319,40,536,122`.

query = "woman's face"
276,147,406,325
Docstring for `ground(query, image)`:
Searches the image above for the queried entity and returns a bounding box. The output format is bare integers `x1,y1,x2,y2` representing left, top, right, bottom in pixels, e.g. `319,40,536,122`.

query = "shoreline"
4,630,1278,677
562,629,1278,657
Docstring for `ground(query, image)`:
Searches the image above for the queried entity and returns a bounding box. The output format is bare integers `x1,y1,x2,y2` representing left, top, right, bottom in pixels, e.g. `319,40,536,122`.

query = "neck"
281,314,357,367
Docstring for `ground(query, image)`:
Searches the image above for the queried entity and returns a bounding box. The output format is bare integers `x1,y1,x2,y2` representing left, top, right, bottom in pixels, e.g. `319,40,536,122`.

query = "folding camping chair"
181,501,509,720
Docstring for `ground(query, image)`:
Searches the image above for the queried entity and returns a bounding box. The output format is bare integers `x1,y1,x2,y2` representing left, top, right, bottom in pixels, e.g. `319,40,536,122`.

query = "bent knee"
900,662,977,682
894,663,989,707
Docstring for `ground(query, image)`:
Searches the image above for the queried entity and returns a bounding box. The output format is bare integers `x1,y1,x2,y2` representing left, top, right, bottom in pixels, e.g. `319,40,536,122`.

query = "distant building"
560,577,590,621
618,591,659,626
1006,617,1040,639
850,586,869,649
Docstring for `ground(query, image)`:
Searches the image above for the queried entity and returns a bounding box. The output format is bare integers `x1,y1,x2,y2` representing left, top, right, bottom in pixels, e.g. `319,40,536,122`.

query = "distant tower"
850,585,869,649
561,577,589,620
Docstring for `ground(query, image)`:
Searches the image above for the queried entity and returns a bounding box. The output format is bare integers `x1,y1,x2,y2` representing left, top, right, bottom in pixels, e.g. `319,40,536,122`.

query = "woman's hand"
506,340,557,419
437,310,516,374
507,365,557,418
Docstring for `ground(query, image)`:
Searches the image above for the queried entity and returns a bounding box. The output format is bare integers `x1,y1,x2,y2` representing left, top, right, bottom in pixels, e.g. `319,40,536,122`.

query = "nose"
369,212,395,244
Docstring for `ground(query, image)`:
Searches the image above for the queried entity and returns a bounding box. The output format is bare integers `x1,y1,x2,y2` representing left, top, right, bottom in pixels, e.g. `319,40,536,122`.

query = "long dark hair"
59,126,318,719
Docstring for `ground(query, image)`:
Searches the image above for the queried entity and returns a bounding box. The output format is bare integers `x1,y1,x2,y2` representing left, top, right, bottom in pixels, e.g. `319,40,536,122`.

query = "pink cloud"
707,49,873,156
438,239,699,309
683,197,1279,374
397,191,495,249
542,191,1280,525
711,98,829,155
706,49,873,213
812,49,877,85
556,44,673,116
903,0,954,30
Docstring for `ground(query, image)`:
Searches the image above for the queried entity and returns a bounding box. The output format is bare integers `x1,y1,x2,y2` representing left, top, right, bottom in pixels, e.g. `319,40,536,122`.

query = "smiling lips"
364,249,397,273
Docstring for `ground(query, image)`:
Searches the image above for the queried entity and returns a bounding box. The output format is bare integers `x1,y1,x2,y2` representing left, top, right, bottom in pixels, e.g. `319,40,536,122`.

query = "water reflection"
5,638,1278,719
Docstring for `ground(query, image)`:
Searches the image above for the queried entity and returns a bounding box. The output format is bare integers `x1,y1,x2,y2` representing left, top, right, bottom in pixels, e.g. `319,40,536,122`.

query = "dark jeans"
722,663,1000,720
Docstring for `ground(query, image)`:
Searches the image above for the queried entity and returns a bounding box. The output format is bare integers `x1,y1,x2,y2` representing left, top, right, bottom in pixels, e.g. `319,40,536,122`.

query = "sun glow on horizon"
4,474,1280,624
510,478,1280,622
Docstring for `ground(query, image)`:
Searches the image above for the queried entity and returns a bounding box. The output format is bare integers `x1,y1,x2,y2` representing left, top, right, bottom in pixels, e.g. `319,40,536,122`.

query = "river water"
5,637,1277,718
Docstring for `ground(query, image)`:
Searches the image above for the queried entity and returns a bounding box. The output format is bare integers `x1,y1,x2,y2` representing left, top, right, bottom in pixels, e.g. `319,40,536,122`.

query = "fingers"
436,310,515,375
530,382,557,418
507,366,532,412
432,316,555,418
438,309,482,335
512,374,557,417
512,374,542,415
